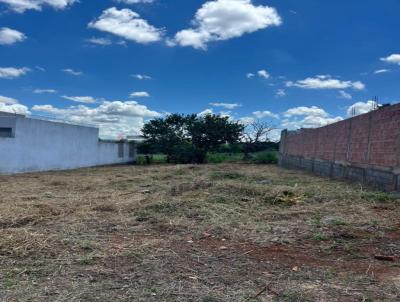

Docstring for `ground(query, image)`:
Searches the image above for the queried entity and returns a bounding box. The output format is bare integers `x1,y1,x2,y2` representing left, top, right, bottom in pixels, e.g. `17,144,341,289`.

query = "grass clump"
361,191,397,203
206,153,243,164
209,171,245,180
136,154,168,165
312,233,329,241
252,151,278,164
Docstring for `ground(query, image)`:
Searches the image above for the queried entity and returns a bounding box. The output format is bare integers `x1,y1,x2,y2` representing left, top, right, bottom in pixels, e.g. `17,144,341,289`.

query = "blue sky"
0,0,399,139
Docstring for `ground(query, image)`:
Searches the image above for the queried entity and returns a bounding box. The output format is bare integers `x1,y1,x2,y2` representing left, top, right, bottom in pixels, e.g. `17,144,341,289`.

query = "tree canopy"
141,113,244,163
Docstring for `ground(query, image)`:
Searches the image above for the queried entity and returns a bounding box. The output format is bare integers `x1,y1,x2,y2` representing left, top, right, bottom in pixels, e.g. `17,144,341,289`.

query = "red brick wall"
281,104,400,169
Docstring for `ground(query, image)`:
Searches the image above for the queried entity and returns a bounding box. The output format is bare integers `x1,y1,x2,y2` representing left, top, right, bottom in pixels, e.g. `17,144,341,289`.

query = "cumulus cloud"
130,91,150,98
62,68,83,76
286,75,365,90
209,102,240,109
86,37,113,46
347,100,377,117
0,95,30,115
282,106,343,129
247,69,271,80
284,106,328,118
380,54,400,65
0,27,26,45
198,108,214,116
252,110,278,119
62,96,98,104
0,0,77,13
33,89,57,94
338,90,352,100
32,101,160,139
88,7,164,44
0,67,30,79
133,74,152,80
170,0,281,50
257,69,270,79
0,95,18,104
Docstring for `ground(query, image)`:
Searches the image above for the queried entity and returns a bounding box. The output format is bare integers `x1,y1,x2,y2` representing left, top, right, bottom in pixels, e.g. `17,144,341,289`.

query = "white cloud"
257,69,270,79
275,89,286,97
246,73,255,78
209,102,240,109
0,95,30,115
114,0,154,3
170,0,281,50
286,75,365,90
133,74,152,80
86,37,113,46
338,90,352,100
0,0,77,13
32,100,160,139
0,95,18,104
239,116,255,125
252,110,279,119
347,100,377,117
0,27,26,45
62,68,83,76
0,67,30,79
33,89,57,94
282,105,342,129
198,108,214,116
380,54,400,65
130,91,150,98
374,69,390,74
62,96,98,104
88,7,164,44
284,106,328,118
0,103,30,115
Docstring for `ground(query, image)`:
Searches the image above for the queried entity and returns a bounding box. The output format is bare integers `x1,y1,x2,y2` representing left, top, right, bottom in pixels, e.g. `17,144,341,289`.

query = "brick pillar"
346,119,353,163
365,111,373,163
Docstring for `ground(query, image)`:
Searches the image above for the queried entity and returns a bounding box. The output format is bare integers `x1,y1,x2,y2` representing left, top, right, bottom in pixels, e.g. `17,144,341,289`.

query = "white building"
0,111,136,174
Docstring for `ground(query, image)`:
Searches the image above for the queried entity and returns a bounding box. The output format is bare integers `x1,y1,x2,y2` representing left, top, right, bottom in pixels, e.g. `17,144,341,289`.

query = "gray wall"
0,115,136,174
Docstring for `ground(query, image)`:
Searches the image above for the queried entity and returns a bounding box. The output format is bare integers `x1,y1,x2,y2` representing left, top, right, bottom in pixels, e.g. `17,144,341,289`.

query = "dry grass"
0,163,399,301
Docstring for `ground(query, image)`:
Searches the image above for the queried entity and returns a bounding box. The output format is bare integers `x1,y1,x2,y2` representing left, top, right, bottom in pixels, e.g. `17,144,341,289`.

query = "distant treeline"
137,141,279,155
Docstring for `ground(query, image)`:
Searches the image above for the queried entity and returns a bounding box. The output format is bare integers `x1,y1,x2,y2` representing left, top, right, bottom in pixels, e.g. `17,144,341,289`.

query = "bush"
136,154,167,165
252,151,278,164
206,153,243,164
168,144,207,164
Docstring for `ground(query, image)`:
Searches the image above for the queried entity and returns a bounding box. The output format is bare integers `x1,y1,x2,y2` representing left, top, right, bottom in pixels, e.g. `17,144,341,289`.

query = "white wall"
0,115,135,174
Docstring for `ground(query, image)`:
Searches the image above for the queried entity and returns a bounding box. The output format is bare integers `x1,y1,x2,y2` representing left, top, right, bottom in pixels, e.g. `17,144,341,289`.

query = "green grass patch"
206,152,244,164
361,191,397,203
209,171,245,180
136,154,168,165
312,233,329,241
251,151,278,164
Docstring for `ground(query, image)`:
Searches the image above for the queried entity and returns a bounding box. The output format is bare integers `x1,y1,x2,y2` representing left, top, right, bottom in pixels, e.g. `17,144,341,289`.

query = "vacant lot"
0,164,399,301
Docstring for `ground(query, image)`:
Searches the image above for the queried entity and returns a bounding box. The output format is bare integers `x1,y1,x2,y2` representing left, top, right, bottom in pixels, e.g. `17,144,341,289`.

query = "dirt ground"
0,163,399,302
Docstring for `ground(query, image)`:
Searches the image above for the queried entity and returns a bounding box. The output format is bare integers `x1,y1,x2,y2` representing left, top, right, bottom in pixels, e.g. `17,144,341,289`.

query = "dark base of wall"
279,154,398,192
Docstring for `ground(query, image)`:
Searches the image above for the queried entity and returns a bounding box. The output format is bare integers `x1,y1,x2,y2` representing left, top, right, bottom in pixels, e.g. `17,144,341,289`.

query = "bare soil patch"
0,164,399,301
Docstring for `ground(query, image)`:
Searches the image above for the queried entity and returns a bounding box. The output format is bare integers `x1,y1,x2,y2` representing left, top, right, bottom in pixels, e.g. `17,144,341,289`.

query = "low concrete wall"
279,154,397,191
0,114,136,174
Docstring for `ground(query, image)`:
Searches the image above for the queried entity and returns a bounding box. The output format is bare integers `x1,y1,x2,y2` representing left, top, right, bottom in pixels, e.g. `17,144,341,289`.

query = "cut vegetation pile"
0,164,399,301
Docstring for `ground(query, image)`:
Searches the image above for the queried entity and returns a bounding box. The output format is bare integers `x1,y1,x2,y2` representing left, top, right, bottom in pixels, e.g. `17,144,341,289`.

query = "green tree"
141,113,244,163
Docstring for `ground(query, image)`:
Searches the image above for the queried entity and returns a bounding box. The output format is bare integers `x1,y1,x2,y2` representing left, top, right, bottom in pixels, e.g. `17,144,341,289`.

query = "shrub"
206,153,243,164
168,144,207,164
136,154,167,165
252,151,278,164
